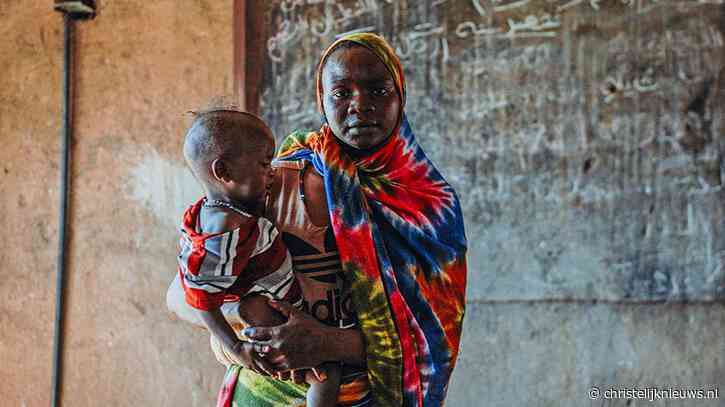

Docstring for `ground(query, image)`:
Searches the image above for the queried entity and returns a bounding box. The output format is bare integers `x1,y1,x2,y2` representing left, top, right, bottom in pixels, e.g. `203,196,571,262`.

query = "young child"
177,108,340,406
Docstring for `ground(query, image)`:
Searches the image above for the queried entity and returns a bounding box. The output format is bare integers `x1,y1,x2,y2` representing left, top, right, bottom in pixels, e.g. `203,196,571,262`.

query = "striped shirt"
178,198,302,311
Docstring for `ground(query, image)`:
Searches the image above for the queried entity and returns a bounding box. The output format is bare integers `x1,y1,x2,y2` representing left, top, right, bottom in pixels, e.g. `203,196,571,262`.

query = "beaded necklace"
201,198,253,218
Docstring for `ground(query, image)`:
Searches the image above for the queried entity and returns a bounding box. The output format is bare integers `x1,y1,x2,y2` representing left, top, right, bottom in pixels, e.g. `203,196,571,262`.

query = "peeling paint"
126,147,202,228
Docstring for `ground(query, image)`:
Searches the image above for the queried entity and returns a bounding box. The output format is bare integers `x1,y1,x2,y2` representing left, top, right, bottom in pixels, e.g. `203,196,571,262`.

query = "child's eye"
372,88,389,96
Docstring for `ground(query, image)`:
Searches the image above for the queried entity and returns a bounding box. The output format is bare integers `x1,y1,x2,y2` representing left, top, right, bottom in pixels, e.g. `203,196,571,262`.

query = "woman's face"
321,45,401,150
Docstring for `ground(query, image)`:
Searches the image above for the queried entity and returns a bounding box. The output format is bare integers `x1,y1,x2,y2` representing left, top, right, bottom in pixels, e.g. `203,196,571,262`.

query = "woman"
170,33,467,407
242,33,468,407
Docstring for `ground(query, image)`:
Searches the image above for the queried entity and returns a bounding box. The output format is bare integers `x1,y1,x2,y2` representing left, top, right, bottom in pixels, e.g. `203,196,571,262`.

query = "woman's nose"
348,92,375,114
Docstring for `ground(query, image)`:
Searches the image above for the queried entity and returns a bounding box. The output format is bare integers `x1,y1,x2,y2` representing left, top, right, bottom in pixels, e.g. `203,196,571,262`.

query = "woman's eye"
373,88,390,96
332,89,349,98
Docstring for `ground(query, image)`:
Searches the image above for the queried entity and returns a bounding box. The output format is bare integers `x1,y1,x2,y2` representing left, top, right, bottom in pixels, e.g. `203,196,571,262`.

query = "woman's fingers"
243,326,274,341
311,367,327,382
291,369,305,385
267,349,293,370
255,359,277,376
250,352,277,376
245,302,336,371
248,360,265,376
270,356,290,372
233,341,276,376
252,342,271,354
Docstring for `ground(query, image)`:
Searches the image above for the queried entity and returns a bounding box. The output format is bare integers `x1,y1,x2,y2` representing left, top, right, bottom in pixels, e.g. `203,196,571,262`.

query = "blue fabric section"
371,204,452,404
278,113,467,407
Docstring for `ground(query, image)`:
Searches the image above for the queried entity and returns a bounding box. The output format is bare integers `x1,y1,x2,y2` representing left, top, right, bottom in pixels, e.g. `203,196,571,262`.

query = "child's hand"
226,340,276,376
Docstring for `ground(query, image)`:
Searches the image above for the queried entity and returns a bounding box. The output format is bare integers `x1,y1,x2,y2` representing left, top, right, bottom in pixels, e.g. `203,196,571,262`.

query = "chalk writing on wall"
258,0,725,301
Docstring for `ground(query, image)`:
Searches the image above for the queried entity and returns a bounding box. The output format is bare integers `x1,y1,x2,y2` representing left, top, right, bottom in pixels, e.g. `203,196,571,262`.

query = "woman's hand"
273,369,324,385
243,300,333,371
226,340,277,377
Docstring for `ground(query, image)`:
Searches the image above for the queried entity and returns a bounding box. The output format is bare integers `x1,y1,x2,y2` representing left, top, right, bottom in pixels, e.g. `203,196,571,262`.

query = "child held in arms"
177,108,340,407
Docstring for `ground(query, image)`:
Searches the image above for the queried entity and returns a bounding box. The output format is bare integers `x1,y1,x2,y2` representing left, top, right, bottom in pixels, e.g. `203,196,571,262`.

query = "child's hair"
183,107,271,181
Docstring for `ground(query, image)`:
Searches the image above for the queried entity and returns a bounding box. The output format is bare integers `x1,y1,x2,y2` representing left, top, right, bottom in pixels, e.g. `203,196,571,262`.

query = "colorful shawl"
277,33,467,407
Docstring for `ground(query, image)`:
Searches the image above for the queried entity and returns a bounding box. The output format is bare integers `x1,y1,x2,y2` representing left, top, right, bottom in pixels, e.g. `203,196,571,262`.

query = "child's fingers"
267,299,294,318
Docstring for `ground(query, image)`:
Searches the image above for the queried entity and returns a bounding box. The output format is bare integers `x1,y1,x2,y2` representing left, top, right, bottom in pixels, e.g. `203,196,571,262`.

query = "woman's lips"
346,122,379,130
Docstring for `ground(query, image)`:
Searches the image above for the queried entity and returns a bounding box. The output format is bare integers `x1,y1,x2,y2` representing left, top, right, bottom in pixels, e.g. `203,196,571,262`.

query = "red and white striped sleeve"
178,217,258,311
178,213,301,311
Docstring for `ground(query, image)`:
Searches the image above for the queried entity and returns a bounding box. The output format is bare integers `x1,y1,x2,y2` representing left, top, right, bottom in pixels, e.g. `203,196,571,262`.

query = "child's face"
224,133,275,212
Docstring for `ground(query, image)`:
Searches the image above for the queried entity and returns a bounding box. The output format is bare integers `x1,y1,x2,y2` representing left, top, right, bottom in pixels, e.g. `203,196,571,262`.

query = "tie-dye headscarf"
278,33,467,407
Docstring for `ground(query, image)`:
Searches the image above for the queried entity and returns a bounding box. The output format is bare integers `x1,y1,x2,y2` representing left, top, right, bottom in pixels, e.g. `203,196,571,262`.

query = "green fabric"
228,366,308,407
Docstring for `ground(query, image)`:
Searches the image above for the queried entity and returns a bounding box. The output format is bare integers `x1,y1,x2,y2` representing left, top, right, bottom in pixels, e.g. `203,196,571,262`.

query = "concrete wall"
1,1,231,406
2,1,724,407
259,1,725,405
450,301,725,406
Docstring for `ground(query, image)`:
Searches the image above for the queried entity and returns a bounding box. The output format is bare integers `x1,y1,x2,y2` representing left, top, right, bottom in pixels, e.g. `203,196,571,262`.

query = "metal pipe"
51,13,74,407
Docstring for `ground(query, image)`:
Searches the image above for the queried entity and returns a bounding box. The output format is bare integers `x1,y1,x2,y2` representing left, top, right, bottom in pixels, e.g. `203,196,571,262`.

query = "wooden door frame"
233,0,267,114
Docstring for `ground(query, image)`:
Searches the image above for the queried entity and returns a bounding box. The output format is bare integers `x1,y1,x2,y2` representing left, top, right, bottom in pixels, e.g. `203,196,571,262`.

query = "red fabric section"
216,366,240,407
181,267,226,311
